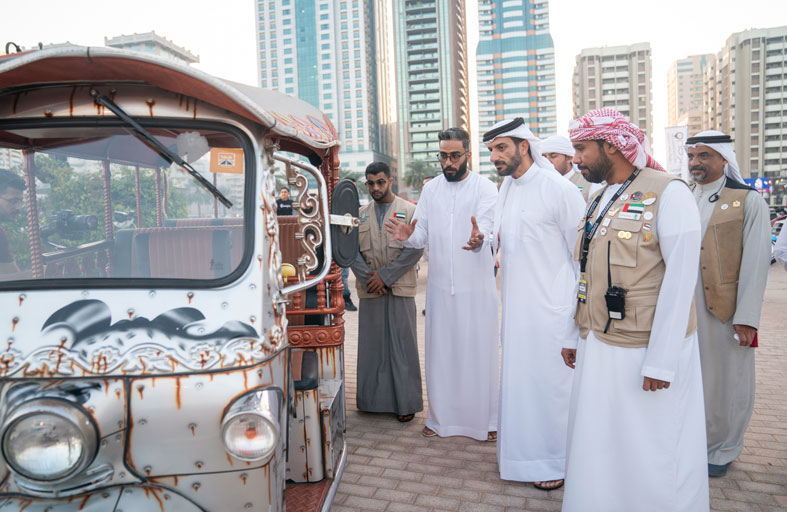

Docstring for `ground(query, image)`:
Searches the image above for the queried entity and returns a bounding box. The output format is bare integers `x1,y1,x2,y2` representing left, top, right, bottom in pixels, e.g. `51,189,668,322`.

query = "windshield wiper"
90,89,232,209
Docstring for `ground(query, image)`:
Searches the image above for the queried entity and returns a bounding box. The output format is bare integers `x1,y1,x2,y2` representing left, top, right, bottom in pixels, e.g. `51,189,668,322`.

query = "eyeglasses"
437,152,467,162
365,179,389,188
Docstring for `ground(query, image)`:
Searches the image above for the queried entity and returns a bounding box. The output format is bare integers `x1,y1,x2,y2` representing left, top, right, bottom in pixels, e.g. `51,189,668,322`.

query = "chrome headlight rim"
1,397,99,483
221,388,282,463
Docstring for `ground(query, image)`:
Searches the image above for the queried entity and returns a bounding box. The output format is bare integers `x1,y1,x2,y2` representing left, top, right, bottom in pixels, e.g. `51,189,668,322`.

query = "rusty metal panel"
127,350,286,477
0,487,122,511
286,388,323,483
319,379,345,479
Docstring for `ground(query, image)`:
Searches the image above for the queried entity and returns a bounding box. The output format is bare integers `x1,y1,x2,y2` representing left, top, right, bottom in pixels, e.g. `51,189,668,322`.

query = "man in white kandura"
686,131,771,477
540,135,602,202
483,119,584,491
561,109,709,512
386,127,499,442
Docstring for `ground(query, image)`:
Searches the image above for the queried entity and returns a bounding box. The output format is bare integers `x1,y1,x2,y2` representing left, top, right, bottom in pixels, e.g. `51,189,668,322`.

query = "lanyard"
580,168,641,272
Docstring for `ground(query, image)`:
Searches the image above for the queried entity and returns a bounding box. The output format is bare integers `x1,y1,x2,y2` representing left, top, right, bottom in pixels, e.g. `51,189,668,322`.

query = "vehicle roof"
0,45,340,150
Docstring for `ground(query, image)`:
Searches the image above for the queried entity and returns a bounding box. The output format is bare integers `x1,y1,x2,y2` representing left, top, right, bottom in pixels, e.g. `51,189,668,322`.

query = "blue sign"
744,177,771,192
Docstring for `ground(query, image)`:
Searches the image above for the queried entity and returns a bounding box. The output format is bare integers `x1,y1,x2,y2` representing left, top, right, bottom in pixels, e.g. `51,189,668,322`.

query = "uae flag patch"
622,202,644,215
394,212,407,220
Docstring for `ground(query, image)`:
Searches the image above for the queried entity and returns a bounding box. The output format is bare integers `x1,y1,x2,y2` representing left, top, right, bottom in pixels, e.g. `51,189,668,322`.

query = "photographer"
0,169,25,275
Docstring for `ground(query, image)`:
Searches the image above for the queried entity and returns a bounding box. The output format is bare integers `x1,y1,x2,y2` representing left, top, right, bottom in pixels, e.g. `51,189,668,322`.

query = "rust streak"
190,424,196,436
175,377,182,409
226,453,234,466
193,100,198,119
137,384,144,399
77,493,91,510
104,379,110,396
11,317,18,332
12,94,20,114
150,487,164,511
187,292,194,304
18,295,24,306
145,98,156,117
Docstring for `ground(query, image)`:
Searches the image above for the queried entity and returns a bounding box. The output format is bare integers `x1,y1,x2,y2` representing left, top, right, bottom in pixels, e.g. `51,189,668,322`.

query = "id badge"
578,278,588,304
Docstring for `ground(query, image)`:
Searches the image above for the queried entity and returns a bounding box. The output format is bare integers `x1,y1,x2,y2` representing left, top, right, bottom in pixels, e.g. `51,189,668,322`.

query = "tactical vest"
356,196,418,299
698,182,752,323
569,171,592,202
573,168,697,348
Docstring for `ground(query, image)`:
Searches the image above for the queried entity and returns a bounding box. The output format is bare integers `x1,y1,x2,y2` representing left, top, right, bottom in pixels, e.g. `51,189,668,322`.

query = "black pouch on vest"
605,286,626,320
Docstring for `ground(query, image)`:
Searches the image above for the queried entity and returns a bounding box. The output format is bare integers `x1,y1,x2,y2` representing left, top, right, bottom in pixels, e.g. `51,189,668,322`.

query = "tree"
403,159,438,193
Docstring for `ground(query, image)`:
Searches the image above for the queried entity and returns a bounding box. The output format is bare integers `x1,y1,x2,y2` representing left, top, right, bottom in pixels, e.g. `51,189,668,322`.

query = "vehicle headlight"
221,389,280,463
1,398,98,482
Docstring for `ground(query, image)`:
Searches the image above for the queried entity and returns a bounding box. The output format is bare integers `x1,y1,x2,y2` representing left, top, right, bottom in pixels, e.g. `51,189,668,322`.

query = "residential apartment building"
255,0,393,177
703,25,787,201
475,0,556,177
572,42,653,144
393,0,469,180
667,54,713,136
105,32,199,65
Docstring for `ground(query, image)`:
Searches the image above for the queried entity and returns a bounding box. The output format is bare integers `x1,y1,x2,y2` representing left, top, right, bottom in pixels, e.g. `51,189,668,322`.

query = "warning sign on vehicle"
210,148,244,174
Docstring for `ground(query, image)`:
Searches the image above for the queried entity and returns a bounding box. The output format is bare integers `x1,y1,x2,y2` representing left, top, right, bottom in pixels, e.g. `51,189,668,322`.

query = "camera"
41,210,98,239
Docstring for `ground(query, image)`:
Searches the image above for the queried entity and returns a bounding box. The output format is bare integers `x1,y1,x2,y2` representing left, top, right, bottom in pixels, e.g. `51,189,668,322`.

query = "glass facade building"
393,0,469,180
475,0,555,177
256,0,393,176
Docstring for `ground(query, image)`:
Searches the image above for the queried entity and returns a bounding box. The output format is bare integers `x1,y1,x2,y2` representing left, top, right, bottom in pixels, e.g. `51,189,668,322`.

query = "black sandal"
397,414,415,423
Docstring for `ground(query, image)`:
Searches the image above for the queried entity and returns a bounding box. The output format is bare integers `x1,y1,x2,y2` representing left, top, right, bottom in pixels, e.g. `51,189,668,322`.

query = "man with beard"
386,128,499,441
0,169,25,275
350,162,424,422
484,118,584,490
540,135,601,202
685,131,770,477
560,109,709,512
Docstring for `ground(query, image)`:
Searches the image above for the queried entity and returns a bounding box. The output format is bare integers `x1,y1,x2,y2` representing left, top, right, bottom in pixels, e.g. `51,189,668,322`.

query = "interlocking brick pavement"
333,263,787,511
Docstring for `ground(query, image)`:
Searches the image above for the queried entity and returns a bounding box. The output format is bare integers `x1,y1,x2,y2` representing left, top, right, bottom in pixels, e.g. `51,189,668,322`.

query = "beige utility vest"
356,196,418,299
569,170,592,202
698,184,750,323
573,168,697,348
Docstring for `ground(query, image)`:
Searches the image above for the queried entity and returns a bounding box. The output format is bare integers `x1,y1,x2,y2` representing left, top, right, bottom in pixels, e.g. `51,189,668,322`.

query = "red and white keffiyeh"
569,108,665,172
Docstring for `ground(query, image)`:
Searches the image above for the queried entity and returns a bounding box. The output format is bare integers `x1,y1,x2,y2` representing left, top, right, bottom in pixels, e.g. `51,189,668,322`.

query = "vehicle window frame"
0,117,257,291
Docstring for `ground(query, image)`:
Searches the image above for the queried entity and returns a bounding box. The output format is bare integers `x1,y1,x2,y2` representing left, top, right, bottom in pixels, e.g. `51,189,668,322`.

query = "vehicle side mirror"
330,179,359,268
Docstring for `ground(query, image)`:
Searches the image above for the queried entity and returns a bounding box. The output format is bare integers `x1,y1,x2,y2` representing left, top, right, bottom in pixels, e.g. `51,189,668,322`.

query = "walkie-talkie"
604,240,626,333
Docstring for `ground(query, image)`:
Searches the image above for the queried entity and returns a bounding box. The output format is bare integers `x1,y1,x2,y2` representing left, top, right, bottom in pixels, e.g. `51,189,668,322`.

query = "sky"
2,0,785,164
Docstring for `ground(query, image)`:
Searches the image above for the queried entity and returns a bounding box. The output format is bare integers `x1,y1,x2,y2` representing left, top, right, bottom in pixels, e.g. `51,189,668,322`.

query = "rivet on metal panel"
240,473,248,485
187,292,194,303
137,384,145,398
117,420,124,429
189,423,197,436
164,494,170,500
82,291,89,297
221,302,229,309
18,294,25,306
101,440,107,447
139,418,147,425
149,290,156,298
250,316,257,325
119,471,126,478
115,434,122,441
102,493,110,499
195,461,204,469
244,503,253,509
144,466,152,475
192,482,201,491
249,283,256,290
127,309,135,319
195,382,204,390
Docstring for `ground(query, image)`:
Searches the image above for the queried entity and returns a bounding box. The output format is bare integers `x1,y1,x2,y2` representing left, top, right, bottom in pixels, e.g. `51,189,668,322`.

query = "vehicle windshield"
0,122,250,284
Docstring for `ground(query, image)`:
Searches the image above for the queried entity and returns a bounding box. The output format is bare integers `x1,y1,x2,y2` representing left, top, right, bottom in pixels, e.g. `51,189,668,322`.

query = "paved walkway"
333,264,787,511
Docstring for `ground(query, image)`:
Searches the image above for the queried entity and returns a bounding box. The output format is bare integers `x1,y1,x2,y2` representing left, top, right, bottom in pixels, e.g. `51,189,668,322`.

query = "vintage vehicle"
0,45,359,511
